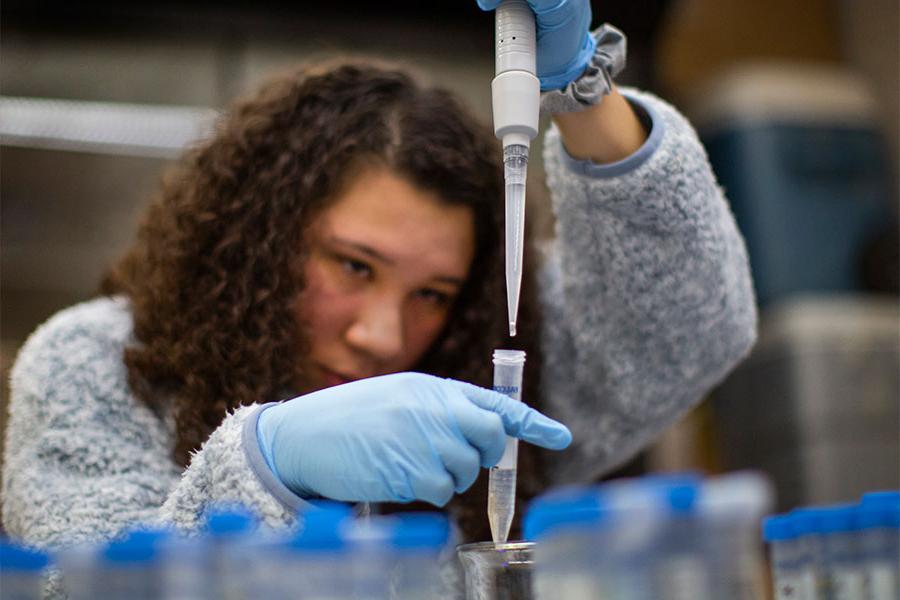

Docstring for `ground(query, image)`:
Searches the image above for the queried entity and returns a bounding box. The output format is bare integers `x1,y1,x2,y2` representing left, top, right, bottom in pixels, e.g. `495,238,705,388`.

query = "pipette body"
488,349,526,543
492,0,540,337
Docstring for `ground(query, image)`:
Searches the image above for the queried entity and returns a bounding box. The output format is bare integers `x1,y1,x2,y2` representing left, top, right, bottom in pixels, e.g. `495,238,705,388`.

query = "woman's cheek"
299,261,353,333
405,303,451,356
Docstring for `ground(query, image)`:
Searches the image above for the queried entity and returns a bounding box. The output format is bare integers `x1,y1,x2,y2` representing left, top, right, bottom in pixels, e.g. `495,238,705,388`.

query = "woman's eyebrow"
328,236,394,266
433,275,466,287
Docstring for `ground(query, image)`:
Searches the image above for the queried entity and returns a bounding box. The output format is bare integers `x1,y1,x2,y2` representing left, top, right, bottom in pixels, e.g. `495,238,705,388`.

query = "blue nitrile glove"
477,0,596,91
257,372,572,507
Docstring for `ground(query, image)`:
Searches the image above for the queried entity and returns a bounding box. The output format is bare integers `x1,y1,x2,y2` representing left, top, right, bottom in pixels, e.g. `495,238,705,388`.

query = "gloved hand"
476,0,596,91
257,372,572,507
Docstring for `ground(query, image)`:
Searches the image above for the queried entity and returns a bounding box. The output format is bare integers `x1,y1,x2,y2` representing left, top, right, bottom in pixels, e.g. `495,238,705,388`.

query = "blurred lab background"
1,0,898,518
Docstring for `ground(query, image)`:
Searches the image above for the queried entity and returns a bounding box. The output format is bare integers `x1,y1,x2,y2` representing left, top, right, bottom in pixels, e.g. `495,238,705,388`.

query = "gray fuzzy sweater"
2,89,756,595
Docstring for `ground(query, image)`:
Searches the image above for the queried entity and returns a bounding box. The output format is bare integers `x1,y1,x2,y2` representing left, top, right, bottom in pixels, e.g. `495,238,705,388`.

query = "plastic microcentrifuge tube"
488,349,526,544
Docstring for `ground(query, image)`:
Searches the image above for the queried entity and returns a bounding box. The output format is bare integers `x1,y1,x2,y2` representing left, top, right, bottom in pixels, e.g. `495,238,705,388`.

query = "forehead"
313,168,476,273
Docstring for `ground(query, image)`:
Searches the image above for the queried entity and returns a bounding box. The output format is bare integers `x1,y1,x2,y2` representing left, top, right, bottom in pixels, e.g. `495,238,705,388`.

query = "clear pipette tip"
503,143,528,339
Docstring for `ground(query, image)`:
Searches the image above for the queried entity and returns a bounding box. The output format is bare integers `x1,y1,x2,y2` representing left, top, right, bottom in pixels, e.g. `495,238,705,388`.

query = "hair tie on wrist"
540,24,627,114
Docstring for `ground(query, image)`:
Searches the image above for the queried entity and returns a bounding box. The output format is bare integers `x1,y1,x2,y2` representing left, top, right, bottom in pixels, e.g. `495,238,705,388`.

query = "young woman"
3,0,756,594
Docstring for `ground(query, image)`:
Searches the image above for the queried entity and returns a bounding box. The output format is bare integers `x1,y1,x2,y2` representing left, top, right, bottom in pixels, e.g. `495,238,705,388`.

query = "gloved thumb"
449,380,573,450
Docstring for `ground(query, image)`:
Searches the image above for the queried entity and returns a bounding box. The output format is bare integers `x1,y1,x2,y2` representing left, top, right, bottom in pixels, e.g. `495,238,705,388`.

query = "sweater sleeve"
1,298,303,551
537,88,758,484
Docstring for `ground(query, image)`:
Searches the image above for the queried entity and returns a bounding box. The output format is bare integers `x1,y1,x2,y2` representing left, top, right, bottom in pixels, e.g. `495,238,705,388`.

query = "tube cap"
862,492,900,528
762,514,796,542
861,491,900,509
790,508,824,536
102,528,170,564
523,486,608,541
817,505,861,534
289,502,352,552
204,505,258,537
391,513,450,550
0,543,50,572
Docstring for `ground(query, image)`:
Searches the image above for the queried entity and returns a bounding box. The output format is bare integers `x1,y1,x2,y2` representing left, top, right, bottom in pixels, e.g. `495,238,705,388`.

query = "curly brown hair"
102,58,546,543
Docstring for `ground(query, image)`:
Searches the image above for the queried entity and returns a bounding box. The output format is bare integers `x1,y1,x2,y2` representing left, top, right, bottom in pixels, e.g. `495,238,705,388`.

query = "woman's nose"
344,294,404,361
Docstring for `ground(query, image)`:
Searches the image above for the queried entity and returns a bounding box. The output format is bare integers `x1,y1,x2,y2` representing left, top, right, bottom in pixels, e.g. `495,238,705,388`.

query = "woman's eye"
340,257,372,278
416,288,452,306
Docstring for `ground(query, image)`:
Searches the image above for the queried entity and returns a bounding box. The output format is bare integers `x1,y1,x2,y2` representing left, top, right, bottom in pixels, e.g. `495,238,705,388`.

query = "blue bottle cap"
0,542,51,572
762,514,795,542
290,502,352,552
817,505,860,534
790,508,824,536
102,528,170,564
861,492,900,509
666,483,699,515
523,486,608,541
391,513,450,550
618,473,702,515
204,505,258,537
858,493,900,529
858,503,888,529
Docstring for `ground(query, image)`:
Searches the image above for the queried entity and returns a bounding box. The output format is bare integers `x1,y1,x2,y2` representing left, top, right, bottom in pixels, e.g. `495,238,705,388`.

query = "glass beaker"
457,541,534,600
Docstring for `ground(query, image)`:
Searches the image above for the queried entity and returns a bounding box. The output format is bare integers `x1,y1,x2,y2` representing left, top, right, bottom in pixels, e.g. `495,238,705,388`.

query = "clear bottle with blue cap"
159,533,212,600
858,492,899,600
254,502,354,600
643,476,714,600
388,513,451,600
594,474,713,600
524,485,613,600
63,527,171,600
346,515,395,600
600,476,701,600
700,472,773,600
197,505,259,600
525,475,717,600
764,513,817,600
0,542,50,600
791,507,829,599
818,505,865,600
56,542,95,599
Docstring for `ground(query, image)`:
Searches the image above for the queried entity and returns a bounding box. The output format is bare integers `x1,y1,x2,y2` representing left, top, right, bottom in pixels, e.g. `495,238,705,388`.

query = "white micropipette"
492,0,540,337
488,349,526,544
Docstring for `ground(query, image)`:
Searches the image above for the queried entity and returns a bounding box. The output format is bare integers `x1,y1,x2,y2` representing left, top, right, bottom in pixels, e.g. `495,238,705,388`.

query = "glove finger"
433,438,483,493
451,404,507,467
449,380,573,450
476,0,503,10
411,469,456,508
527,0,583,26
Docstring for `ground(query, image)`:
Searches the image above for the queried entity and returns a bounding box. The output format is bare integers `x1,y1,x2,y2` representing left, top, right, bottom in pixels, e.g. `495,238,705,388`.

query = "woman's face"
296,167,476,390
